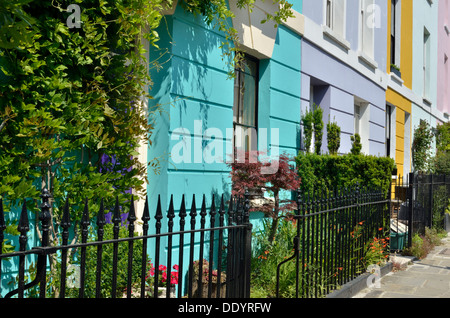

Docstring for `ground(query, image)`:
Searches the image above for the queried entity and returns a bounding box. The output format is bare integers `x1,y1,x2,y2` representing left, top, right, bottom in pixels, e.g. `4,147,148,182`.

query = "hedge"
295,152,395,195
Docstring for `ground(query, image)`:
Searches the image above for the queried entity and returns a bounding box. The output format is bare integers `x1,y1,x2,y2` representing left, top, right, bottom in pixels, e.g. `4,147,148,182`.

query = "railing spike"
179,194,187,219
18,200,29,234
190,194,197,219
81,198,90,227
61,197,71,230
97,198,105,228
113,196,121,226
142,195,150,223
128,195,136,224
210,194,216,217
168,194,175,220
155,195,163,223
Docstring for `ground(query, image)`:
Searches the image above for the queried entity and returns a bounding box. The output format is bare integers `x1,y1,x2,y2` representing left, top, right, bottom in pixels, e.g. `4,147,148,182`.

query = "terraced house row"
137,0,450,220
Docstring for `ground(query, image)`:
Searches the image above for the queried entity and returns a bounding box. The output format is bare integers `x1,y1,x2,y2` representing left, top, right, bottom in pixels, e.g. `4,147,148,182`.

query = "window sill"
390,72,403,85
322,25,351,51
423,97,432,106
358,51,378,69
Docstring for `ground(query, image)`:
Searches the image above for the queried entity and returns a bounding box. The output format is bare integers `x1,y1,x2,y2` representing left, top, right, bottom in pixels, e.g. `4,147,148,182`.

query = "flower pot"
123,286,176,298
390,231,407,250
156,286,176,298
192,281,226,298
390,66,401,78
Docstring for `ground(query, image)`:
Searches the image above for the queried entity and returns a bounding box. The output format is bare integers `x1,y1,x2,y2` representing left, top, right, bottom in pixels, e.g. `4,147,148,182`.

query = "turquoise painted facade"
145,1,304,294
148,2,303,223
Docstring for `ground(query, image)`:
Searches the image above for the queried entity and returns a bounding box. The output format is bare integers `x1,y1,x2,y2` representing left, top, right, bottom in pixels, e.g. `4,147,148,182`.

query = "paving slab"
353,233,450,298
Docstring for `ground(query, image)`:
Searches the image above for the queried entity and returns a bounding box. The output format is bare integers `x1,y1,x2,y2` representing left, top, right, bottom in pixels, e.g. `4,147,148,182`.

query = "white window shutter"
362,0,374,57
333,0,345,36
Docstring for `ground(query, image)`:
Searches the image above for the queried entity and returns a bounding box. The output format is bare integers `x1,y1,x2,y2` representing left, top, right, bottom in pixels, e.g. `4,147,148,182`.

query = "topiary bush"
327,119,341,155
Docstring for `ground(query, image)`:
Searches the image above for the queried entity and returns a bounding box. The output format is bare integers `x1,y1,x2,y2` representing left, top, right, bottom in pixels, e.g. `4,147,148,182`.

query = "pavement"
353,232,450,298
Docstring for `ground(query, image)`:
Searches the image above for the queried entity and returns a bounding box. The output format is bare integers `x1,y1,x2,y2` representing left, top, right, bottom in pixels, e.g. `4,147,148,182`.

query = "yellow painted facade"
386,0,413,176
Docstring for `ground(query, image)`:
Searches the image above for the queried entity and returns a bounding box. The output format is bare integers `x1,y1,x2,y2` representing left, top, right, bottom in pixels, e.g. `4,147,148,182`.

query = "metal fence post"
428,174,433,229
0,198,4,296
38,189,51,298
17,201,29,298
407,172,415,248
243,189,252,298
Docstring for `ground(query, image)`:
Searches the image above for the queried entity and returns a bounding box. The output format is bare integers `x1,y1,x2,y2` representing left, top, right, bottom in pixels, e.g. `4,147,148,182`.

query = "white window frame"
324,0,346,36
423,28,431,100
354,97,370,155
322,0,350,50
359,0,375,59
390,0,401,68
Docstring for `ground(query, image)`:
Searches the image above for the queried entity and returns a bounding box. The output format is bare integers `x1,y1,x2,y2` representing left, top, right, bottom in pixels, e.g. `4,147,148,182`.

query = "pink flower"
170,272,179,285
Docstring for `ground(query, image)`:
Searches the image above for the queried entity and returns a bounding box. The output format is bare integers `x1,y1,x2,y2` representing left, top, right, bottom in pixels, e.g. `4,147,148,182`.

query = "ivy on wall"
0,0,294,252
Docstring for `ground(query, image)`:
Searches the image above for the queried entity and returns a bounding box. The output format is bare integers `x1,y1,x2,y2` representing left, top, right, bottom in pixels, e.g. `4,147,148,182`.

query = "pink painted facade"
437,0,450,119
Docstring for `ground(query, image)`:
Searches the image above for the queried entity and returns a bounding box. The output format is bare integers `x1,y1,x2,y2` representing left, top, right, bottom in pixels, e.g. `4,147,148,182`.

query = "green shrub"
251,219,298,298
313,106,324,155
301,109,314,153
412,119,434,172
295,152,395,194
62,223,146,298
350,134,362,155
327,120,341,155
403,227,445,260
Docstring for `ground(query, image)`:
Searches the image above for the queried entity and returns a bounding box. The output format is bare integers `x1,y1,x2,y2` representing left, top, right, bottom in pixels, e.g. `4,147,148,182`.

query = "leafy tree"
0,0,296,293
0,0,167,293
431,122,450,174
228,151,301,244
412,119,434,172
0,0,36,49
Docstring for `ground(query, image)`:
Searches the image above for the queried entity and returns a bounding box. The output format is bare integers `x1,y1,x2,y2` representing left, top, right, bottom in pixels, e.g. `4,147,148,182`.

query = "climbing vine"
179,0,294,76
0,0,295,253
0,0,169,258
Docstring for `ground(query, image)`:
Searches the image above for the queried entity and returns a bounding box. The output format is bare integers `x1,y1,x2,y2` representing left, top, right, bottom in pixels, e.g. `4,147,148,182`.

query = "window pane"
326,0,332,28
333,0,345,36
233,55,259,155
233,72,240,123
242,73,256,126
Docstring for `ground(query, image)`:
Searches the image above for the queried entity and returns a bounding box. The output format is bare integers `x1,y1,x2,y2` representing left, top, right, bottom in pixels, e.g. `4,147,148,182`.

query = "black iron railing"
0,190,252,298
391,173,449,249
276,185,390,298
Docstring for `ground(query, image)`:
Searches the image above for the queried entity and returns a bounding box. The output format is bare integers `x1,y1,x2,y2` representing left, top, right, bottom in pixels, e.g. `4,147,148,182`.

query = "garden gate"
0,190,252,298
391,173,449,249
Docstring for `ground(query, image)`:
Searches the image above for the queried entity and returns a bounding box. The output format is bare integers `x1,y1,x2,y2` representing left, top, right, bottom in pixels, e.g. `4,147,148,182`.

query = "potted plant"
390,64,401,78
192,259,227,298
145,262,179,298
